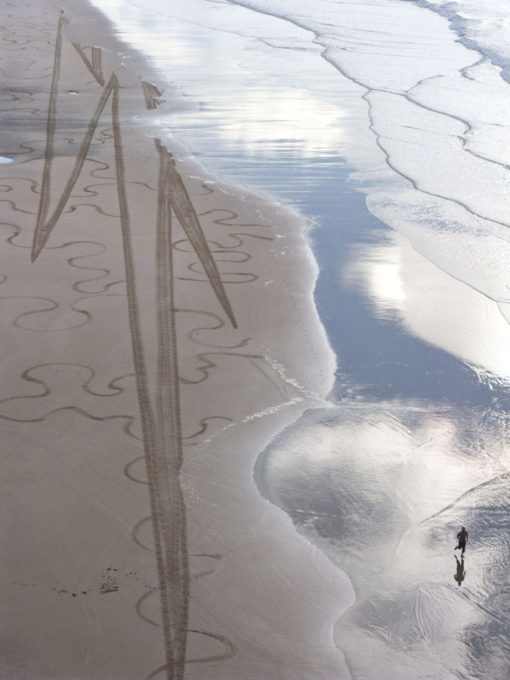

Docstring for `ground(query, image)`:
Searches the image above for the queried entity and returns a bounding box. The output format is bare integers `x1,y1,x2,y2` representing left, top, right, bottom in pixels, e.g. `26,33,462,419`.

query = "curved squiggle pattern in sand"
175,207,276,285
62,201,121,219
87,157,116,181
0,405,139,439
0,12,280,676
145,629,237,676
124,455,148,484
181,415,234,440
0,295,88,331
174,239,252,263
0,199,38,215
0,363,137,427
0,291,126,332
1,224,123,295
0,177,41,195
179,269,257,284
190,553,223,580
66,242,121,294
180,351,263,385
197,207,271,229
72,179,157,199
132,516,154,553
176,309,250,349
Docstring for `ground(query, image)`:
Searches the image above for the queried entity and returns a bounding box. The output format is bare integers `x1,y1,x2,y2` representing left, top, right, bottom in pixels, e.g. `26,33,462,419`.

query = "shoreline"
1,1,349,678
4,0,510,678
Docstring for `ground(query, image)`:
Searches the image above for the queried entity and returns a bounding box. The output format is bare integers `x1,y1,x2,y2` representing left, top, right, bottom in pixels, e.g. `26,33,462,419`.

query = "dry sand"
0,1,351,678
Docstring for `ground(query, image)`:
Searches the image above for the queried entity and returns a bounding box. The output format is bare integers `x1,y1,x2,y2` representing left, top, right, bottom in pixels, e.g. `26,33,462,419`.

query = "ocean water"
90,1,510,677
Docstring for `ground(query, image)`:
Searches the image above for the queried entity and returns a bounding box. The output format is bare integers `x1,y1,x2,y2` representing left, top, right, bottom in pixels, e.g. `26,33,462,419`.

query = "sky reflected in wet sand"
94,2,510,676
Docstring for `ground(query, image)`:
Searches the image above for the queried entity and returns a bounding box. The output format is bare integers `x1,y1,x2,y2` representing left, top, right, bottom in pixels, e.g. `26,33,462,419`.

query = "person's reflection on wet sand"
454,555,466,586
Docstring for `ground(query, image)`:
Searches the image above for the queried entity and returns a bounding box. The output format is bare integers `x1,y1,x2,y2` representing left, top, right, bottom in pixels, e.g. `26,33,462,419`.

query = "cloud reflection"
180,87,345,157
345,232,510,381
259,400,508,679
92,0,346,157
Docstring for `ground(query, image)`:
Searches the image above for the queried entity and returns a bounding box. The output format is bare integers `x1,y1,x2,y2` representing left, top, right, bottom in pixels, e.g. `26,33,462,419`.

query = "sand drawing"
0,6,324,678
24,12,240,680
142,81,164,110
71,41,105,86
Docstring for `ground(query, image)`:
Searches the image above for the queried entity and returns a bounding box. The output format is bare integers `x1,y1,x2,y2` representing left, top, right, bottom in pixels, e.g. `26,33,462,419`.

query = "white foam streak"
223,0,510,372
94,0,510,374
418,0,510,68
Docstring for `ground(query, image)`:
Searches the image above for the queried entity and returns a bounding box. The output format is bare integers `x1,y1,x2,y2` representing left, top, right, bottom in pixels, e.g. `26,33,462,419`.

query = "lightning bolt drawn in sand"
31,13,237,680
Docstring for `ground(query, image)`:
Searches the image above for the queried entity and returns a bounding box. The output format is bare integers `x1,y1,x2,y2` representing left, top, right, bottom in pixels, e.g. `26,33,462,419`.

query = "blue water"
93,2,510,676
185,144,507,409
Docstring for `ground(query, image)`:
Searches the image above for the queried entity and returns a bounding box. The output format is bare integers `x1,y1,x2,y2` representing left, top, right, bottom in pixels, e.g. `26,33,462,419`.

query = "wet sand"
4,0,510,678
0,1,350,678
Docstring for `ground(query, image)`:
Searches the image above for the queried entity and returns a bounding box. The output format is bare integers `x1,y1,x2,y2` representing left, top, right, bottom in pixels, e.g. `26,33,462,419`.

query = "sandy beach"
3,0,510,678
0,1,350,678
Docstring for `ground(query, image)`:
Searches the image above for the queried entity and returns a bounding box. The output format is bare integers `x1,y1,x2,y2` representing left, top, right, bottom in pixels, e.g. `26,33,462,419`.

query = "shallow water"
92,0,510,677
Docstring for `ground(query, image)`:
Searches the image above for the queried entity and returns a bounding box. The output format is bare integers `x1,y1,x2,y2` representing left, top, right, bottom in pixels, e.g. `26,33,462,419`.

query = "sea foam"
223,0,510,373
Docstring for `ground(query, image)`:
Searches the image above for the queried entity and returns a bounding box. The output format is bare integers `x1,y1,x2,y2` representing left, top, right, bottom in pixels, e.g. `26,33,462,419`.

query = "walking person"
454,526,468,555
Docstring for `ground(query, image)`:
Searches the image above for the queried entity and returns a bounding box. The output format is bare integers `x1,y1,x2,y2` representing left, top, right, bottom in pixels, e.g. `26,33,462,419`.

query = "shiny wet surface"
97,2,510,677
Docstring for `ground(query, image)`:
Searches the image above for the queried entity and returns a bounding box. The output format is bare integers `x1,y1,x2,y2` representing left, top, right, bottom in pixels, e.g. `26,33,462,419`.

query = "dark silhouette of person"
454,554,466,586
455,526,468,555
